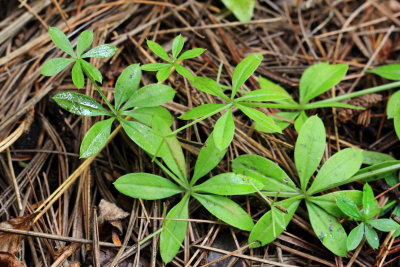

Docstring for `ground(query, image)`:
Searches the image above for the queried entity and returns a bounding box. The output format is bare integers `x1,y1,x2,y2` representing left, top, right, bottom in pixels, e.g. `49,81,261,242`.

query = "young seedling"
232,116,400,257
141,34,206,82
336,183,400,250
113,132,263,263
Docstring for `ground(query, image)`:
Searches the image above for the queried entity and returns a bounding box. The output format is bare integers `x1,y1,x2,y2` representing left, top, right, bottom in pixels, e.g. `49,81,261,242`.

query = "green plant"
141,34,206,82
113,133,261,263
221,0,255,22
337,183,400,250
232,115,400,256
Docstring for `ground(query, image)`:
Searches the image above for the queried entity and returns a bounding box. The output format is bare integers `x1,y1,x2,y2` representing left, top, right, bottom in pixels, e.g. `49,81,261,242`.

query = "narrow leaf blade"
82,44,117,58
41,58,74,76
76,30,93,57
48,27,75,57
53,92,111,116
71,61,84,89
80,118,114,158
114,64,141,110
213,110,235,150
231,53,263,98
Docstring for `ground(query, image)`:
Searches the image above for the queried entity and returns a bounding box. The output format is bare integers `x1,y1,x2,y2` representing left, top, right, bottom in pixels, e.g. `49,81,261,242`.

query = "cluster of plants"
41,27,400,263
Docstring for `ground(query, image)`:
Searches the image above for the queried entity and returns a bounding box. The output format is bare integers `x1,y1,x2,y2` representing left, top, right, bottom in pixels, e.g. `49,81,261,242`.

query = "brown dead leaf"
97,199,129,233
0,252,24,267
0,213,36,255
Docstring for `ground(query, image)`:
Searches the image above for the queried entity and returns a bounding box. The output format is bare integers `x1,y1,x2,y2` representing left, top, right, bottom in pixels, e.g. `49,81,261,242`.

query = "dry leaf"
0,252,24,267
97,199,129,233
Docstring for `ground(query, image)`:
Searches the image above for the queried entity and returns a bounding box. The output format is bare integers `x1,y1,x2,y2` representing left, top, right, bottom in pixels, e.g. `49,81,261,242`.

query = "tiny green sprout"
141,34,206,82
41,27,117,88
336,183,400,251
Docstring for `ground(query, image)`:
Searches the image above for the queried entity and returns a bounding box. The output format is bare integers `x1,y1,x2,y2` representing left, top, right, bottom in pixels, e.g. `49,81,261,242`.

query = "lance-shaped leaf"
259,76,295,104
71,61,84,89
232,154,299,195
213,109,235,150
310,190,362,218
294,111,308,132
114,64,141,110
114,173,183,200
193,194,254,231
366,64,400,80
177,48,206,60
336,195,363,221
123,106,173,127
235,89,291,102
347,223,364,251
156,65,173,82
237,104,282,133
299,63,348,104
81,59,102,83
120,120,164,156
41,58,75,76
141,63,170,71
174,64,194,80
362,183,380,219
48,27,76,57
295,116,326,191
306,201,348,257
153,117,187,182
53,92,111,116
249,199,301,247
190,77,227,100
387,91,400,119
307,148,363,194
82,44,117,58
160,195,189,263
191,132,227,185
221,0,255,22
180,103,227,120
394,111,400,140
80,118,114,158
172,34,184,59
231,53,263,98
193,173,265,195
76,30,93,57
365,225,379,249
123,84,175,109
368,219,400,232
147,39,171,62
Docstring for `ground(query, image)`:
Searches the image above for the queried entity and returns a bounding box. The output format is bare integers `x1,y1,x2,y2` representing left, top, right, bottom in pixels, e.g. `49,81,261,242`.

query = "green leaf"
122,84,175,109
299,63,348,104
48,27,76,57
307,148,363,194
394,111,400,139
368,219,400,232
156,65,173,82
123,106,173,126
191,133,227,185
80,118,114,158
146,39,171,62
295,115,326,191
177,48,206,60
362,151,395,165
272,112,299,131
387,91,400,119
76,30,93,57
174,64,194,80
336,195,363,220
235,89,292,102
172,34,184,59
294,111,308,132
232,154,299,194
347,223,364,251
364,225,379,249
82,44,117,58
193,173,264,195
193,194,254,231
362,183,380,219
114,173,183,200
237,105,282,133
71,61,84,89
153,117,187,182
306,201,348,257
160,195,189,263
190,77,227,100
231,53,263,98
120,120,164,156
310,190,362,218
41,58,75,76
80,59,102,83
141,63,171,71
221,0,255,22
53,92,111,116
114,64,141,110
213,109,235,150
179,103,227,120
249,199,300,247
366,64,400,80
352,161,400,183
258,76,295,104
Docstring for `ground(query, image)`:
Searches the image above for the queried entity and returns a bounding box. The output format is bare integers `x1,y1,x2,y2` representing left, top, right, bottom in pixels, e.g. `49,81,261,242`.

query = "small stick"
6,148,23,210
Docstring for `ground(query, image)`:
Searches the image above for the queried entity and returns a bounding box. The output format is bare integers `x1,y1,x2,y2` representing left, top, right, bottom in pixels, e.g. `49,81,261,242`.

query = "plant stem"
237,102,301,110
306,81,400,109
85,73,117,114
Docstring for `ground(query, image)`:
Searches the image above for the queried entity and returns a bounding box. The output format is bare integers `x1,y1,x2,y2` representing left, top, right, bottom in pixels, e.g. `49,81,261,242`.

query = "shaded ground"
0,0,399,266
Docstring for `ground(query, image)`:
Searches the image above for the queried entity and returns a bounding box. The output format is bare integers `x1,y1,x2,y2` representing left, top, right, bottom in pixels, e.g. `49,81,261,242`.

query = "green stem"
305,81,400,109
153,158,189,189
139,228,163,245
86,73,117,115
237,102,302,110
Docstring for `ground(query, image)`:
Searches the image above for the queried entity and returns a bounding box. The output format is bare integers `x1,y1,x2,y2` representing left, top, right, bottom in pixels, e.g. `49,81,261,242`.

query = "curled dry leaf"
0,252,24,267
97,199,129,233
